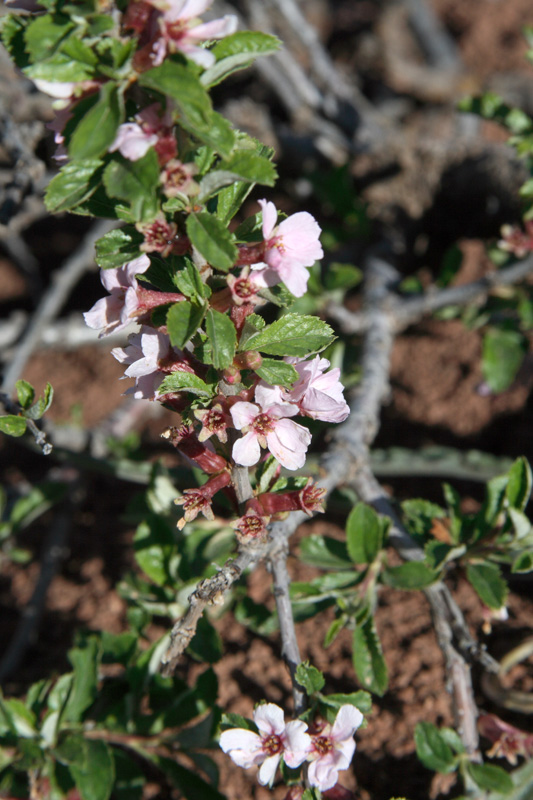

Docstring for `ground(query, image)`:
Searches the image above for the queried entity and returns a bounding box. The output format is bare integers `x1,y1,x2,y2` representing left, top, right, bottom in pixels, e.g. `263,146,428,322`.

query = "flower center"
233,278,255,299
262,733,283,756
164,18,188,42
313,735,333,756
252,412,275,435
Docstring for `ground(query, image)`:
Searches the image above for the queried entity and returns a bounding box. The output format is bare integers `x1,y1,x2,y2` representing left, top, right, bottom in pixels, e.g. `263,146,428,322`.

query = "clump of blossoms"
220,703,364,792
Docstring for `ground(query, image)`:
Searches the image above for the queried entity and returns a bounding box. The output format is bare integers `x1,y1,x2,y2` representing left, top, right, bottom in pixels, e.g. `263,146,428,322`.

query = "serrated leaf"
255,358,298,387
167,301,205,348
352,618,388,696
24,14,74,62
202,32,281,87
0,415,27,437
69,82,124,160
295,662,325,695
414,722,457,773
175,261,211,301
382,562,439,590
95,226,144,269
186,212,237,271
506,457,532,511
45,159,104,213
466,563,508,609
26,52,95,82
465,762,513,793
103,149,160,222
158,371,214,399
204,309,236,369
215,179,254,224
241,314,335,356
16,380,34,410
346,503,383,564
138,60,211,129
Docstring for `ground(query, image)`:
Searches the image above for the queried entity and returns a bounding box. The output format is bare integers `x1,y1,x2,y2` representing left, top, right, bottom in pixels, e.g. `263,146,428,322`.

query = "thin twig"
2,219,115,393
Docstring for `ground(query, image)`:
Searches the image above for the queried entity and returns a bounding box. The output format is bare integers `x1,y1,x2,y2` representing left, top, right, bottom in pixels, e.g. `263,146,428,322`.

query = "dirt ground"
2,1,533,799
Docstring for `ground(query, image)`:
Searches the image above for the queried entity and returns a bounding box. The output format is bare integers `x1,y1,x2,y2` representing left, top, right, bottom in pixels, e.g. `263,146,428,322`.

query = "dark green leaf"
25,383,53,420
45,159,104,213
352,617,388,696
15,380,34,410
69,739,114,800
414,722,457,773
24,14,74,61
69,82,124,160
512,551,533,573
175,261,211,300
324,617,346,647
382,562,439,590
506,457,532,511
167,302,204,350
186,212,238,271
346,503,383,564
188,617,223,664
64,636,99,722
156,757,226,800
158,371,214,399
299,535,352,570
241,314,335,357
204,309,236,370
255,359,298,387
202,32,281,87
216,180,253,224
25,52,95,82
103,150,160,222
465,762,513,793
95,226,144,269
221,712,256,732
466,563,508,610
0,415,27,437
318,691,372,715
199,151,276,201
134,516,175,586
295,662,325,695
138,60,211,130
482,328,527,393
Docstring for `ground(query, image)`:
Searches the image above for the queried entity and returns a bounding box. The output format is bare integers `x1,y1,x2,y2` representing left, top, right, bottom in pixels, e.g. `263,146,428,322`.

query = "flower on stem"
499,221,533,258
478,713,533,764
83,255,151,337
282,356,350,423
194,402,231,443
160,158,199,197
226,266,271,307
111,326,172,399
219,703,310,787
232,506,270,543
163,424,228,474
137,214,178,256
258,478,327,517
250,199,323,298
230,385,311,471
307,706,364,792
152,0,238,68
175,470,231,529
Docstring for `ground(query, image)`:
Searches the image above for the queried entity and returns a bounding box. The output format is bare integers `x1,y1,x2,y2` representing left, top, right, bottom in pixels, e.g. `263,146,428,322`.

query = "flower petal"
331,705,364,741
230,401,259,430
233,431,261,466
258,753,280,786
254,703,285,736
258,199,278,240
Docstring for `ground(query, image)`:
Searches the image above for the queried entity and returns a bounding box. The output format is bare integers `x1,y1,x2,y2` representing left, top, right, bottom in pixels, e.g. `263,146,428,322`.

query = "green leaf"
216,180,254,224
138,60,211,128
482,328,527,393
156,757,226,800
299,534,352,570
25,383,54,420
414,722,457,773
24,14,74,61
186,212,237,271
158,371,214,399
382,562,439,590
352,618,388,696
167,301,205,348
134,516,175,586
95,226,144,269
465,762,513,793
15,380,34,410
512,551,533,573
103,150,160,222
0,415,27,437
69,82,124,160
175,261,211,301
241,314,335,357
202,32,281,87
64,636,99,722
346,503,383,564
188,617,223,664
25,52,95,82
199,151,276,202
318,690,372,715
506,457,532,511
68,739,115,800
45,159,104,213
295,662,326,695
466,563,508,610
255,358,298,387
204,309,236,370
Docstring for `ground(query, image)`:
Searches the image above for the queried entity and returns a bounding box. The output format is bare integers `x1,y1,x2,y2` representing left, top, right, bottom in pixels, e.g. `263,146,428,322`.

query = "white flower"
307,705,364,792
219,703,310,787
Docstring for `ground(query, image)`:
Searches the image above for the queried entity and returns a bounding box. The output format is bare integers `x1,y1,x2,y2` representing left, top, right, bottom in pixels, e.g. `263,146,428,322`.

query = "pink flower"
111,326,173,399
219,703,310,787
251,199,323,298
283,356,350,423
499,221,533,258
109,103,173,161
84,255,150,337
149,0,237,68
226,267,271,306
230,385,311,471
307,706,363,792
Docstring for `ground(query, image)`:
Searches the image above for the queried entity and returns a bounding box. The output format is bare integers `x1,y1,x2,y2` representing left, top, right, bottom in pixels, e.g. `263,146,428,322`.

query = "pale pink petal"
308,755,339,792
174,0,209,18
232,431,261,466
133,372,164,400
219,729,263,768
277,212,324,265
254,703,285,736
299,388,350,422
187,15,237,40
266,419,311,470
255,383,284,410
333,736,356,769
176,42,216,67
124,254,151,280
230,401,259,430
258,199,277,240
83,296,120,334
276,262,311,298
331,705,364,741
258,753,281,786
283,720,312,768
34,79,76,99
100,267,124,293
109,123,158,161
